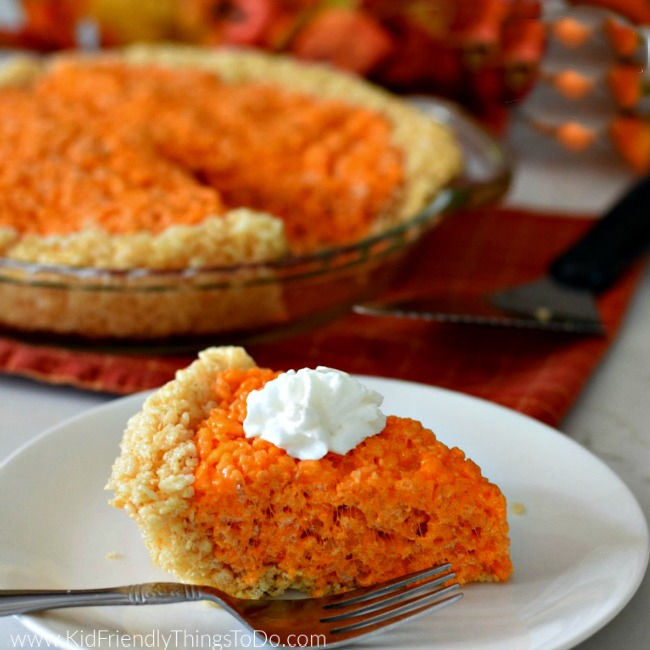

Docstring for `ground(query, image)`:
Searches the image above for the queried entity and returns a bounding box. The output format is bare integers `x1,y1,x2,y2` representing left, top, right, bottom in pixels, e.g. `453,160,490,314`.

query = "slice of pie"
107,347,512,598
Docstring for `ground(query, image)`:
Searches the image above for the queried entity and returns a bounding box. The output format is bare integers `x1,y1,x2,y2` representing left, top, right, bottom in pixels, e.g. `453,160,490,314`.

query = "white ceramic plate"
0,378,648,650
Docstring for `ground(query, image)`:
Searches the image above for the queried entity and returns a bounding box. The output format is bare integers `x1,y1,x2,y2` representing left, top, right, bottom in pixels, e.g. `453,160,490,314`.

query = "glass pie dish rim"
0,190,454,288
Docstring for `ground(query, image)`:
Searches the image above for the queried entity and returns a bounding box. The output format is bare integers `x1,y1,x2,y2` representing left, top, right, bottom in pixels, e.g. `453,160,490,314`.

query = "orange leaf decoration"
291,8,394,75
179,0,275,46
219,0,274,45
610,117,650,172
552,17,593,48
13,0,85,48
502,17,546,64
604,17,639,58
555,121,597,151
608,64,643,108
453,0,510,47
508,0,543,20
1,0,547,113
552,69,595,100
376,18,463,91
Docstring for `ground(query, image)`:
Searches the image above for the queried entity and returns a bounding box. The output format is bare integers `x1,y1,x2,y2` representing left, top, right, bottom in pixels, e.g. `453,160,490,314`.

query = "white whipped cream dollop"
243,367,386,460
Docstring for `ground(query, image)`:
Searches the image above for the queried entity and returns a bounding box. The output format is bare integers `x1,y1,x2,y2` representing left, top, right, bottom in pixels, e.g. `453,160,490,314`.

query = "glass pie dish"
0,98,510,351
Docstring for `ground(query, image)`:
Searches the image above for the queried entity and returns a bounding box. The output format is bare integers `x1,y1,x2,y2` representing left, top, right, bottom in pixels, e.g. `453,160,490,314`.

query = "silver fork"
0,564,462,647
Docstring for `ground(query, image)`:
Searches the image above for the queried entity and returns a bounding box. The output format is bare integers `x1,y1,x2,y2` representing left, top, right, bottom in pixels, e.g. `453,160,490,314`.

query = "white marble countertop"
1,38,649,647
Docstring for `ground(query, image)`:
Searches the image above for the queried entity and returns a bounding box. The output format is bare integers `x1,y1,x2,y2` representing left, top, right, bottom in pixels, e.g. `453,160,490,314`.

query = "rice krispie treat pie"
0,45,461,269
108,347,512,598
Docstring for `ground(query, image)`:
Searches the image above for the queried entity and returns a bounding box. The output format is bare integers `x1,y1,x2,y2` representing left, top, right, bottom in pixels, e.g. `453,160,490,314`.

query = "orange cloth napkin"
0,208,645,426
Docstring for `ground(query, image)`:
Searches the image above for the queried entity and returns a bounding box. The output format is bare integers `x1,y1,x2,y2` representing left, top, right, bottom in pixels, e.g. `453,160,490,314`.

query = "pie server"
355,176,650,335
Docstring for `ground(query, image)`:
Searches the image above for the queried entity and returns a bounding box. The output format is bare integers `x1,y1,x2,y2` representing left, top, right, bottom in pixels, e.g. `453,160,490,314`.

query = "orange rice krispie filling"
0,61,404,250
193,368,512,595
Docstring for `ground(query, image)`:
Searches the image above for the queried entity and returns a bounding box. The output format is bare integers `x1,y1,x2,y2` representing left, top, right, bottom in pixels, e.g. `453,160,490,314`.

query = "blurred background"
3,0,650,212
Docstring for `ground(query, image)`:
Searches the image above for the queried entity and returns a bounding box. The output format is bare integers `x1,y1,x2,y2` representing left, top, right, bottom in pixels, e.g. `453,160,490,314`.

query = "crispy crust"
0,211,287,269
0,44,461,269
107,347,257,591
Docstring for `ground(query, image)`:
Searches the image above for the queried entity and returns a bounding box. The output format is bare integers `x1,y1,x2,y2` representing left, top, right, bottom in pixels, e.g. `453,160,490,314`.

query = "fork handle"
0,583,202,616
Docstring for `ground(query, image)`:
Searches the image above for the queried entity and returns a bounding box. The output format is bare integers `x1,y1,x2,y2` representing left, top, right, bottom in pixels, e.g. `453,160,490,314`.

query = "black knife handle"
549,176,650,292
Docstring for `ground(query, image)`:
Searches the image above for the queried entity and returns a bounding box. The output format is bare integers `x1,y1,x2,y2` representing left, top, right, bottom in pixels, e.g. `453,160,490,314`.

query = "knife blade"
355,176,650,334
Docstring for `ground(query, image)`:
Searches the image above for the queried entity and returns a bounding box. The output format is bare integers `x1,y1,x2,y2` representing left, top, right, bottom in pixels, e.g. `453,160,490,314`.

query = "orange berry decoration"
552,69,595,100
552,17,593,48
555,121,597,151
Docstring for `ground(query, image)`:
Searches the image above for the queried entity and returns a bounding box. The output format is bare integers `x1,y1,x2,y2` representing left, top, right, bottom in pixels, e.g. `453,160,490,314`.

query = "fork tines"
320,564,462,637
